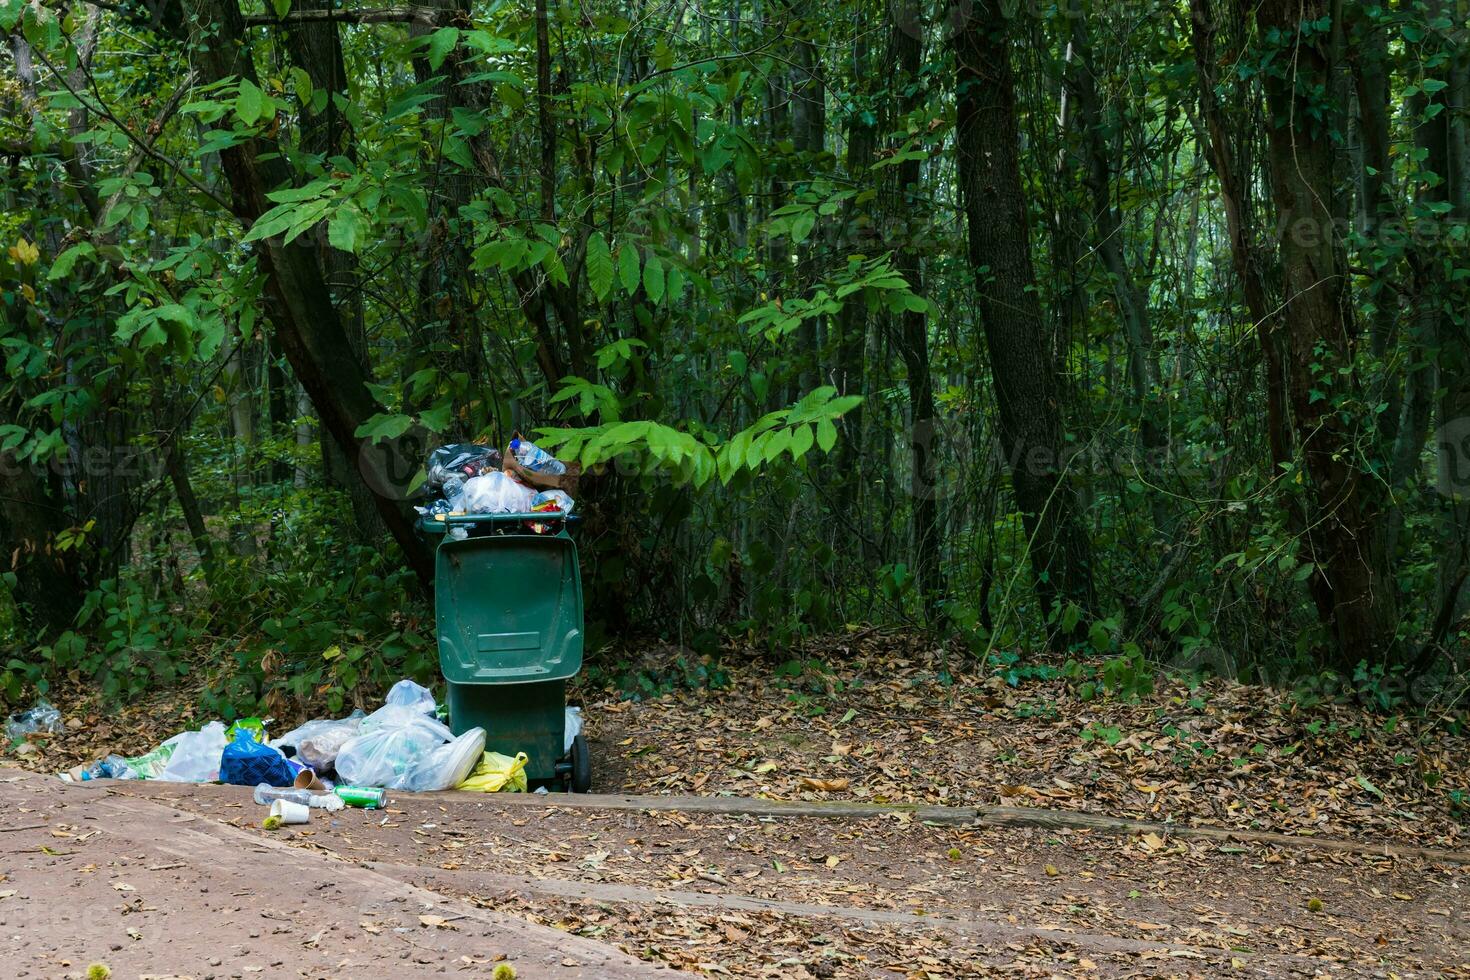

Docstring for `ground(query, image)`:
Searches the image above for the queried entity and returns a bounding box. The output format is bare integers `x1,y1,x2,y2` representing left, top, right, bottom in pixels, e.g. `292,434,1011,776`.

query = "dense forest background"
1,0,1467,716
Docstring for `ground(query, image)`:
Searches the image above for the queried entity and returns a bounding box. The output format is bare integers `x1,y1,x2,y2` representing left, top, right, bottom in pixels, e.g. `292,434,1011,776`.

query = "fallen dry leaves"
576,635,1470,850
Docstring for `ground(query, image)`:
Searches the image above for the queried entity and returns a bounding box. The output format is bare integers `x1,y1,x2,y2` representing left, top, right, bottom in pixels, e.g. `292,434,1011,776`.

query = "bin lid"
435,534,583,684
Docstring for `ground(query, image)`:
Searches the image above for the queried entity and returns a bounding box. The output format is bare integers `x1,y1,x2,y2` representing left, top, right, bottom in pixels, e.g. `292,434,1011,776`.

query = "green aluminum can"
334,785,388,809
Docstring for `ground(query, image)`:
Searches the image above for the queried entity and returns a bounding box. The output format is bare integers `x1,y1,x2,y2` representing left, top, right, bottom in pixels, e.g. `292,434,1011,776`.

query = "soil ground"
6,643,1470,977
3,770,1465,979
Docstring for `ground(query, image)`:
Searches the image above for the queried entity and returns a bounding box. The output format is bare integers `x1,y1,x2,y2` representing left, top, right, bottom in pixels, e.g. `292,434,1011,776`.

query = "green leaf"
427,27,459,69
790,209,816,244
816,417,838,452
354,413,415,443
419,402,453,432
586,231,613,300
617,243,640,295
642,253,665,304
271,0,291,18
47,242,95,280
236,78,266,125
327,207,363,253
1356,775,1384,799
790,423,814,458
666,264,685,303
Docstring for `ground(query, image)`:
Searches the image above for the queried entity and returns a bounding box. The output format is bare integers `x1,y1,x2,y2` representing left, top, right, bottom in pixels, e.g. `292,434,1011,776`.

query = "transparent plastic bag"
336,727,439,790
426,444,501,489
157,721,229,782
405,727,486,792
4,699,62,740
274,711,366,771
461,471,535,514
358,703,452,742
384,679,436,715
336,702,453,789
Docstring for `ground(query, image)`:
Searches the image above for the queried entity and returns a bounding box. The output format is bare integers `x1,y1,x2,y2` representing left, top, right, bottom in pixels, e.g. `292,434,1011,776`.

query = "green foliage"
0,0,1467,712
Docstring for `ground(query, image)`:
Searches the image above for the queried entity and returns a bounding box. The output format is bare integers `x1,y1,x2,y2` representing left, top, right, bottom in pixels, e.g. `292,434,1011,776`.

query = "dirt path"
0,769,663,979
76,777,1470,978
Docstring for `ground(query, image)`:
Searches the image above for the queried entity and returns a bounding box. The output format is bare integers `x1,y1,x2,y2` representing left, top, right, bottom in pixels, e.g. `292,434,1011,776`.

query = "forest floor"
5,633,1470,977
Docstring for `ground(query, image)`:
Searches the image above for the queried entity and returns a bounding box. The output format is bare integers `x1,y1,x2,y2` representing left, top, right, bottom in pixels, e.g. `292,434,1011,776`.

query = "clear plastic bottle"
442,475,467,513
253,784,345,811
509,437,566,475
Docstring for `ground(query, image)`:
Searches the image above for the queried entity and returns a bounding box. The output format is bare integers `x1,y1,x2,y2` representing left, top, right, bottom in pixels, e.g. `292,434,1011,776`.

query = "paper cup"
293,770,327,792
270,799,310,825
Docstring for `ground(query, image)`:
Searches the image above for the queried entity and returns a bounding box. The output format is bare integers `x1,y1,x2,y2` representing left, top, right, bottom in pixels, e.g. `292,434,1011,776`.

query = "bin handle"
419,512,581,534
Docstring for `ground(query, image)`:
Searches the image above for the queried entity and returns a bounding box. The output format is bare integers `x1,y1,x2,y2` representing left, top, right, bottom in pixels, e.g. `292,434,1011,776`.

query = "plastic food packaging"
274,711,366,771
384,680,437,715
531,489,575,514
509,437,566,475
220,729,295,787
458,751,529,793
123,742,176,779
225,717,267,743
157,721,229,782
4,699,62,740
461,471,535,514
405,727,487,792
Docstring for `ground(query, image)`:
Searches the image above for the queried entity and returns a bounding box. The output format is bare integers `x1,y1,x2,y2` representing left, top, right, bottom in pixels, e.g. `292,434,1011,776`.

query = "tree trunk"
0,449,85,634
1066,1,1166,482
180,0,433,585
890,0,944,611
281,0,390,544
1257,0,1396,665
952,0,1095,625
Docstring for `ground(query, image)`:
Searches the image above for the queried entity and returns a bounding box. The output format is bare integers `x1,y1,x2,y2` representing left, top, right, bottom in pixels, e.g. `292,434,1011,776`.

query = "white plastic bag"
336,704,453,789
274,711,365,771
358,703,452,741
405,727,486,792
461,471,535,514
384,679,436,715
563,706,582,753
336,726,443,789
157,721,228,782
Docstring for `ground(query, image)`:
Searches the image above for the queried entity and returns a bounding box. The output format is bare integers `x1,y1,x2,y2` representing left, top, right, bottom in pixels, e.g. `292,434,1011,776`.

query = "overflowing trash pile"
416,436,576,525
47,681,581,817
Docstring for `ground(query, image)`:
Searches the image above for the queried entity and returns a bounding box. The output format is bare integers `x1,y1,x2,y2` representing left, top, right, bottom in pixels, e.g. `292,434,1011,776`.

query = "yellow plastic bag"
457,750,529,793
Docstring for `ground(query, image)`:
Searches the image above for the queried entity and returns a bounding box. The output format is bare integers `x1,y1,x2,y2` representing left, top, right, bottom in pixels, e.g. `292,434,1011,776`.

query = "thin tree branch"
28,46,232,212
242,6,455,26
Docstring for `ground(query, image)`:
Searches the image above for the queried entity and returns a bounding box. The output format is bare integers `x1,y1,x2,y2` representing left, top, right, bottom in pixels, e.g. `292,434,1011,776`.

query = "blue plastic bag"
219,729,295,787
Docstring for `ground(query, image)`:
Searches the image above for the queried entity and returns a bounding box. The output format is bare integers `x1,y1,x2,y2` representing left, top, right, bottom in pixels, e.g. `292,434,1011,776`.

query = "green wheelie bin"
421,512,590,791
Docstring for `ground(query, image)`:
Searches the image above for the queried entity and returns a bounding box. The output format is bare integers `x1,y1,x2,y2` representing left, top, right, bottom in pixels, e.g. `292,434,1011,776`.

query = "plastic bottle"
442,475,467,513
72,755,136,781
253,784,345,811
509,437,566,475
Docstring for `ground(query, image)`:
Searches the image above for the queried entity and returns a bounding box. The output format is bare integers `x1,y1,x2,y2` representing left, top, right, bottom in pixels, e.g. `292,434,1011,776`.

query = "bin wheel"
570,733,591,793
